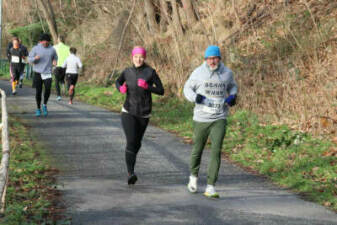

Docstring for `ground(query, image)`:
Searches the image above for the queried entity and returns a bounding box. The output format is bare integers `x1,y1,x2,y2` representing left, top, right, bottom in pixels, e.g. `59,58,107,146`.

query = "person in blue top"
28,33,58,117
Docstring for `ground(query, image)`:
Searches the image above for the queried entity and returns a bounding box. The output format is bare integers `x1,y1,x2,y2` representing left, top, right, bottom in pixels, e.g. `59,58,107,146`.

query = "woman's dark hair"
70,47,77,54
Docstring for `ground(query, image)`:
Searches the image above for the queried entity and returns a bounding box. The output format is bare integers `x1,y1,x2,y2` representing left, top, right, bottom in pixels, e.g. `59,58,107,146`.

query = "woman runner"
63,47,83,104
115,46,164,185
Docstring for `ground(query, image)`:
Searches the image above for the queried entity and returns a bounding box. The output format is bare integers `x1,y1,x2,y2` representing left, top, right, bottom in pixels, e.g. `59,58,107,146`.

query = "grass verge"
0,117,69,225
224,111,337,211
75,82,337,212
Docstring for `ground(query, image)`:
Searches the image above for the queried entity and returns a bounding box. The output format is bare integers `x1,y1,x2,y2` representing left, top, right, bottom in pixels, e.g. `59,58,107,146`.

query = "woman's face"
132,54,145,68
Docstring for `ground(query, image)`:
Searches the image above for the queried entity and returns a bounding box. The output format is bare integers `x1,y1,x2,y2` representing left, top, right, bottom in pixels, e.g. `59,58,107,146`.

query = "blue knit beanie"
204,45,221,59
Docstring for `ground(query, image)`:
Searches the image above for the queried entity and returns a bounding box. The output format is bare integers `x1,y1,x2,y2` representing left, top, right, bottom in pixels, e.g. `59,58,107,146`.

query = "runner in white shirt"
62,47,83,104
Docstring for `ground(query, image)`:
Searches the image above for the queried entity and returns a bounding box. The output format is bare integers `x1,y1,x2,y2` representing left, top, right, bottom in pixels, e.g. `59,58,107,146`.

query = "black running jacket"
115,64,164,117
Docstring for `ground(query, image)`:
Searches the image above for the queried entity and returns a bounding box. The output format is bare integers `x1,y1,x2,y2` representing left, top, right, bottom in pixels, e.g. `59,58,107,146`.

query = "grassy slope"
76,82,337,211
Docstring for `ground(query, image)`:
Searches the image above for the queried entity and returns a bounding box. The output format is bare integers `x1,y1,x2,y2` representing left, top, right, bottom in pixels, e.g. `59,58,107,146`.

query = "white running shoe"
204,184,219,198
187,175,198,193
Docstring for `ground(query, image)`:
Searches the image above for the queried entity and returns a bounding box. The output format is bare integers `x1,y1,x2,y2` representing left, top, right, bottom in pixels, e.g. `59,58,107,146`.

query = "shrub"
8,22,48,47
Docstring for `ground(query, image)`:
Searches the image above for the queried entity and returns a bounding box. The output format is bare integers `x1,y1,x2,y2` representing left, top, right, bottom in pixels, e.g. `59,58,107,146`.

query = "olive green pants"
190,119,226,185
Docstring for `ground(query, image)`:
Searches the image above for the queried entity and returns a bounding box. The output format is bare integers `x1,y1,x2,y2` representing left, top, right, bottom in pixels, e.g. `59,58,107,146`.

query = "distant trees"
32,0,199,43
36,0,58,42
144,0,159,32
181,0,198,26
143,0,199,35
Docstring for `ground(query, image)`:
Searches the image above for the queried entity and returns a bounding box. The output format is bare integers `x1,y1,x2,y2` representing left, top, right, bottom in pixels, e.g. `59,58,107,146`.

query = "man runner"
18,39,29,88
184,45,238,198
53,36,70,101
8,37,26,95
28,33,58,117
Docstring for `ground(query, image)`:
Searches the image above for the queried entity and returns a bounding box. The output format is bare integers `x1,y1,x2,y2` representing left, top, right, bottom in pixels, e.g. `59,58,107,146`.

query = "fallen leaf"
323,202,332,207
103,91,113,96
320,118,330,128
332,137,337,145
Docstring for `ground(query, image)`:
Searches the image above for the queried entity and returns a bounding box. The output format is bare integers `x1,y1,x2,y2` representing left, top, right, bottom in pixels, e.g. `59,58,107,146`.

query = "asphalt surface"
1,79,336,225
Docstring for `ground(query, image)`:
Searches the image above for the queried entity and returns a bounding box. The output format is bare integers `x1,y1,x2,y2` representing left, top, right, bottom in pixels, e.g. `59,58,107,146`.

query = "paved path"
1,80,336,225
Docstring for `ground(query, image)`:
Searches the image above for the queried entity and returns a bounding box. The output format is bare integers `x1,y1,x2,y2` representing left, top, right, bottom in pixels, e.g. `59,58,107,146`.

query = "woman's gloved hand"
119,83,127,94
137,79,149,90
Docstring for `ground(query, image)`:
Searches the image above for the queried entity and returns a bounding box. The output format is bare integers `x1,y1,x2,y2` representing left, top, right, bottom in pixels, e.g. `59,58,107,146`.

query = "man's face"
132,54,145,68
206,56,220,70
40,40,49,47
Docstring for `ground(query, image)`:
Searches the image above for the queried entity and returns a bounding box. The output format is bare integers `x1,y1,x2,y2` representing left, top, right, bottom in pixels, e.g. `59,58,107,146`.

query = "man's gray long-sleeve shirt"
28,43,58,74
183,62,238,122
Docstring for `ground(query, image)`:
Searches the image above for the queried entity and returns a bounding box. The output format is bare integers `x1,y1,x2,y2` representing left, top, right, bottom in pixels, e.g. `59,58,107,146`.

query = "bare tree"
181,0,197,26
37,0,58,42
106,0,137,85
170,0,183,35
144,0,159,32
159,0,170,32
231,0,240,25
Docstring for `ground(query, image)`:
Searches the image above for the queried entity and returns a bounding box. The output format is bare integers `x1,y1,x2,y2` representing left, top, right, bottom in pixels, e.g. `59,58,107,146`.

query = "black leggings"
121,113,149,174
34,73,52,109
10,64,22,81
54,67,65,96
66,73,78,100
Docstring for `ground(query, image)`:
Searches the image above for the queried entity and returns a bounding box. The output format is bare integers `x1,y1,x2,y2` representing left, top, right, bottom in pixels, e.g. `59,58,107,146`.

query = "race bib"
202,80,226,114
41,73,52,80
11,56,20,63
202,98,224,114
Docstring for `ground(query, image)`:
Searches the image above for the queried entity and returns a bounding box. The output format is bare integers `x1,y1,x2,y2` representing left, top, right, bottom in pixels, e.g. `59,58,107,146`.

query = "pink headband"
132,47,146,57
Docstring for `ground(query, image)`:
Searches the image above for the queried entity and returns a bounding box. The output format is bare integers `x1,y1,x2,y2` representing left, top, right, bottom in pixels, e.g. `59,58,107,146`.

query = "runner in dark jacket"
7,38,29,88
18,40,29,88
115,46,164,185
8,38,26,95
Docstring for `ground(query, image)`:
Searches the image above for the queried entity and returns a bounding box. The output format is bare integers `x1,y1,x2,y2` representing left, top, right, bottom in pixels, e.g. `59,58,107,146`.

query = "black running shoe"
128,174,138,185
19,82,22,88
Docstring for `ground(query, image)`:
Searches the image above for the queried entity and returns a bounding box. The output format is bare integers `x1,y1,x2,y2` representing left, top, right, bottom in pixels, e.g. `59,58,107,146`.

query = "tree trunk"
144,0,159,33
37,0,58,43
170,0,183,35
181,0,197,26
46,0,57,30
159,0,170,32
231,0,240,25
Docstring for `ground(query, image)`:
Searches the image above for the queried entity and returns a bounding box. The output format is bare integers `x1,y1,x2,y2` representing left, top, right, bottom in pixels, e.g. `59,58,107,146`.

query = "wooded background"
2,0,337,139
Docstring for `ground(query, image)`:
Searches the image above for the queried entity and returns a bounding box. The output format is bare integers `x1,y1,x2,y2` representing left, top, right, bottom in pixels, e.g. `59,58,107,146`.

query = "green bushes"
8,22,48,47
